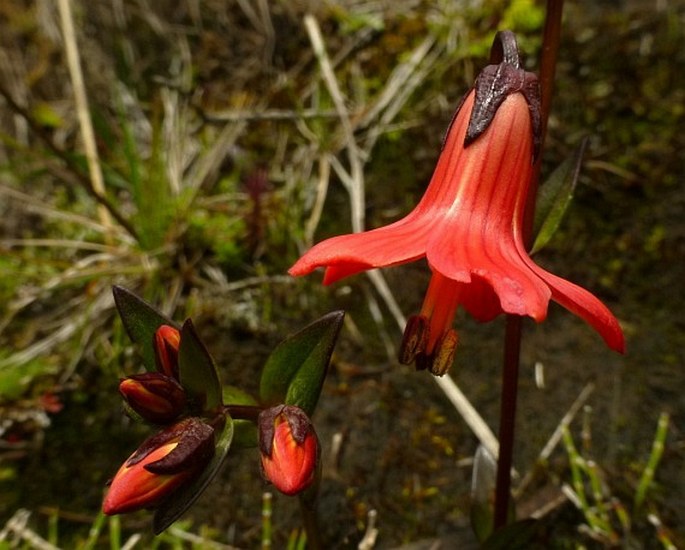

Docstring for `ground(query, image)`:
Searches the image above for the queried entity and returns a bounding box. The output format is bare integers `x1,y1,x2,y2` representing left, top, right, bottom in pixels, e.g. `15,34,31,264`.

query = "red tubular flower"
103,417,214,515
258,405,319,496
155,325,181,379
289,33,624,375
119,373,186,424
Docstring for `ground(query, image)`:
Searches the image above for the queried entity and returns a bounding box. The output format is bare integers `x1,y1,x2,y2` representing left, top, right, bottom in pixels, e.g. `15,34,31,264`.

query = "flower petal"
288,93,481,287
288,213,435,285
529,267,625,353
460,275,503,321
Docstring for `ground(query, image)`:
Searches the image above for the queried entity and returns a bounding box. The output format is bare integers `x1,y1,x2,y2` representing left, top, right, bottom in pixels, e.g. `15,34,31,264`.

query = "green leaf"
531,138,587,255
222,385,258,406
153,416,234,534
178,319,223,413
260,311,344,416
112,285,178,372
470,445,497,542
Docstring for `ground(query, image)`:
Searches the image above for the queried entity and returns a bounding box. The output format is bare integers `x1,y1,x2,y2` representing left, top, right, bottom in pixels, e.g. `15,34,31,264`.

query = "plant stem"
528,0,565,215
493,0,565,531
493,315,522,528
298,492,323,550
223,404,263,421
261,492,273,550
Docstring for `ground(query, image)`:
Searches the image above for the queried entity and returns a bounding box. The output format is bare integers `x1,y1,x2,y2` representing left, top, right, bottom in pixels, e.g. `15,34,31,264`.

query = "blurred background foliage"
0,0,683,547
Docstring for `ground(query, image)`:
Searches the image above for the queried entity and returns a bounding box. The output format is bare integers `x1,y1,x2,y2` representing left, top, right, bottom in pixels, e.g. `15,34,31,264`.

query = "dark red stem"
493,0,564,531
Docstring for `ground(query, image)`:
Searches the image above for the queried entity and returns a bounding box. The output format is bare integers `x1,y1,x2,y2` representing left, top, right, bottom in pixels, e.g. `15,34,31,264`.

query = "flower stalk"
493,0,566,531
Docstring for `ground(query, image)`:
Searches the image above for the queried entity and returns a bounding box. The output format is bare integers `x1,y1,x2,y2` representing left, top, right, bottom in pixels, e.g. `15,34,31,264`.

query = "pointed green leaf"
531,138,587,255
153,416,233,534
470,445,497,542
260,311,344,416
178,319,223,412
112,285,178,372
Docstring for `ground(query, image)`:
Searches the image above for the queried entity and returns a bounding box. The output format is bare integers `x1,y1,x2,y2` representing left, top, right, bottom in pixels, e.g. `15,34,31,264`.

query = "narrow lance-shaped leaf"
260,311,344,416
112,285,178,372
178,319,223,413
531,138,587,255
470,444,498,543
153,415,234,534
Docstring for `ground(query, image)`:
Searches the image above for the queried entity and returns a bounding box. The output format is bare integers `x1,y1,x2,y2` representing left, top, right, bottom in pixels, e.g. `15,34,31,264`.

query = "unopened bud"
258,405,319,496
103,417,215,515
119,373,186,424
154,325,181,378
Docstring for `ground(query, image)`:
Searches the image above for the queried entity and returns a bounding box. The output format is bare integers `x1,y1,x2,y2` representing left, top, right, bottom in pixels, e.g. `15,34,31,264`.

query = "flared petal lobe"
288,91,482,286
527,263,625,353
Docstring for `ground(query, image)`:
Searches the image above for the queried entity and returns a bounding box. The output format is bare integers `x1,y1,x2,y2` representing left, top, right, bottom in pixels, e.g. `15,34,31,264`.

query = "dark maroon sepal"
464,31,541,160
146,420,215,475
125,418,215,474
258,405,312,456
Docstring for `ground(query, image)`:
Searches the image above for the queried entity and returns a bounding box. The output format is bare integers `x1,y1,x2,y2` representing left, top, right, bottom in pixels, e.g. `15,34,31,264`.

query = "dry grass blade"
0,284,113,370
0,509,60,550
2,239,122,254
358,35,439,151
57,0,112,238
304,13,366,234
185,120,247,195
0,185,128,240
304,155,331,246
515,382,596,497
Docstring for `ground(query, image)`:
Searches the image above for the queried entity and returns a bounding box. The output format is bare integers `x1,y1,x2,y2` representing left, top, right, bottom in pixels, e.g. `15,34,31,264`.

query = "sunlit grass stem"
57,0,113,240
634,412,670,512
261,491,273,550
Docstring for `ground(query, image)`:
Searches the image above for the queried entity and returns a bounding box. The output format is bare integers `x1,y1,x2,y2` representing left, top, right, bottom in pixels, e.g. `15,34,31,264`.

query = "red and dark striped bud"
154,325,181,379
103,417,215,515
119,373,186,424
258,405,319,496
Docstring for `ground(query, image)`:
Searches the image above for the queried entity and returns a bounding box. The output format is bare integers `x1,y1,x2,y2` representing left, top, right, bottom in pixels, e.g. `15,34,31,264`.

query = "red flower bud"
258,405,319,496
103,417,215,515
119,373,186,424
154,325,181,378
